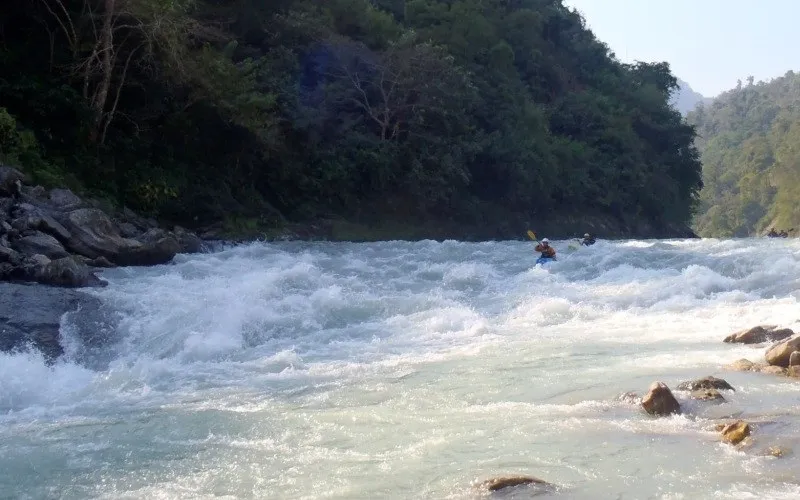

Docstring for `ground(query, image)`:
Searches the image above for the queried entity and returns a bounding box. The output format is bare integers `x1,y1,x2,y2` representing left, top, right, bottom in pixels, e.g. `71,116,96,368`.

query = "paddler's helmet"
541,238,550,244
584,233,590,238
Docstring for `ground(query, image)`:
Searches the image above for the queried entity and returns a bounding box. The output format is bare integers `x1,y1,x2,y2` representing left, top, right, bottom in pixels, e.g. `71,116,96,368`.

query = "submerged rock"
0,282,98,360
677,376,735,392
618,391,641,405
690,389,726,403
641,381,681,416
477,475,551,493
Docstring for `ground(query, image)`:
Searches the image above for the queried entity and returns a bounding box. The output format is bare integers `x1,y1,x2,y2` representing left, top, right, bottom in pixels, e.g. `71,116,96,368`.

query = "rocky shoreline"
1,165,203,287
2,164,204,363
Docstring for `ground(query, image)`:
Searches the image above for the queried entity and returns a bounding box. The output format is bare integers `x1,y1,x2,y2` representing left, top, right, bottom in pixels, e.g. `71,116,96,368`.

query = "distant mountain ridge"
670,79,713,115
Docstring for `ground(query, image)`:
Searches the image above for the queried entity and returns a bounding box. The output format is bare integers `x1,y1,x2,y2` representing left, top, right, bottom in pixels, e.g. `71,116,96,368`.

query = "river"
1,238,799,499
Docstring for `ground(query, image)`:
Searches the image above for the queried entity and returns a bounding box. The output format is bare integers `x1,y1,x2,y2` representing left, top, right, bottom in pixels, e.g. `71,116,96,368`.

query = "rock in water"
477,475,550,492
36,256,106,288
676,376,735,392
641,381,681,416
765,335,800,367
61,208,178,266
723,325,793,344
721,421,751,445
690,389,726,402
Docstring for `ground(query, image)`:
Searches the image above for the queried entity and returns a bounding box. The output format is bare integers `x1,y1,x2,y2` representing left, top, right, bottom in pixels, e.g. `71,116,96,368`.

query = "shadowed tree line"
0,0,702,236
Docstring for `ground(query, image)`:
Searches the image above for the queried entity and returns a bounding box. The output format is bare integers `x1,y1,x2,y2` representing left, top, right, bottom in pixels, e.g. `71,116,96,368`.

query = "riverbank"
1,166,203,288
201,211,698,243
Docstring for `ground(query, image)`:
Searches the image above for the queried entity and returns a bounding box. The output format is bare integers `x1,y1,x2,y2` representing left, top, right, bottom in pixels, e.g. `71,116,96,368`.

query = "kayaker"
535,238,556,259
580,233,596,246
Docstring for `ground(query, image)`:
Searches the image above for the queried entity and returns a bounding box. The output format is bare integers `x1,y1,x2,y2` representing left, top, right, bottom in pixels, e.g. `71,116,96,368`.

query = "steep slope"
689,72,800,237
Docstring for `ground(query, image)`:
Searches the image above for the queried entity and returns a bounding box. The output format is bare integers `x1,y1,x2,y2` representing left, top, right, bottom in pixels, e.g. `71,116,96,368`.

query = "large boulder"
60,208,178,266
174,226,204,254
60,208,133,259
765,335,800,367
641,381,681,416
36,256,106,288
48,188,84,211
118,233,181,266
724,325,794,344
10,202,72,241
12,232,70,259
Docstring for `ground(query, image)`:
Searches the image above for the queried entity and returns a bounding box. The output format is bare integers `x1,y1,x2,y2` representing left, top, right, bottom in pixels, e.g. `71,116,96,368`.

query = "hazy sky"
563,0,798,97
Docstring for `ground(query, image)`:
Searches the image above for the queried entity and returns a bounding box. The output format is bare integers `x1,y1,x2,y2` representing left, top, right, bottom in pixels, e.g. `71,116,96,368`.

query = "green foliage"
690,71,800,236
0,0,702,232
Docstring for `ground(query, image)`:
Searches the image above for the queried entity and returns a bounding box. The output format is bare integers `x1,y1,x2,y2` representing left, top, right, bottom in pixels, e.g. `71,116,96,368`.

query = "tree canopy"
1,0,702,235
689,71,800,237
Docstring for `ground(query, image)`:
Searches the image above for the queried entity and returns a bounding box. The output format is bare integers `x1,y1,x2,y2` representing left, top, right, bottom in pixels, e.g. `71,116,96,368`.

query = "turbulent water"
2,238,800,499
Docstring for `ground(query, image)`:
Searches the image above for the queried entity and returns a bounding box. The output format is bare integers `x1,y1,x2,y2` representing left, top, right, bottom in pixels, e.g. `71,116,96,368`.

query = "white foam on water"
2,238,800,498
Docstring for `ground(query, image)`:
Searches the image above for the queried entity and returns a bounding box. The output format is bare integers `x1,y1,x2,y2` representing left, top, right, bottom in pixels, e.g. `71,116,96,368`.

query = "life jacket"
535,244,556,258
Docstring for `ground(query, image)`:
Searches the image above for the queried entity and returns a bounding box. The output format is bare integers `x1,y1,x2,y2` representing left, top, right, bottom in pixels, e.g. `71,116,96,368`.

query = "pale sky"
563,0,798,97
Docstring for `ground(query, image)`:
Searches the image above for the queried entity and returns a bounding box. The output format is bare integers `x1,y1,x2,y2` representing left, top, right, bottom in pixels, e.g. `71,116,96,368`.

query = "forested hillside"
689,72,800,237
1,0,702,238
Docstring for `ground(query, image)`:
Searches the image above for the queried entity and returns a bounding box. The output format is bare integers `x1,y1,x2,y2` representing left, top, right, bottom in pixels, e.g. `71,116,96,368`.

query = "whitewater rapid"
2,238,800,499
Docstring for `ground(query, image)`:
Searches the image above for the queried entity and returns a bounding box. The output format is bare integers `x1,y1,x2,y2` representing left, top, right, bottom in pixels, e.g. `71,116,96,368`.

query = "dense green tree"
0,0,702,235
690,71,800,236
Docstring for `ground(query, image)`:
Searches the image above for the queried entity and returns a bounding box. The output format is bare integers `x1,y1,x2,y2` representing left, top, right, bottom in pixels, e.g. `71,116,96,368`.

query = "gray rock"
0,244,21,264
12,232,70,259
20,185,46,201
0,197,13,216
29,254,51,267
1,220,12,234
117,222,140,238
48,188,84,210
121,206,158,230
87,256,115,268
119,234,181,266
61,208,141,260
174,226,203,254
36,256,106,288
10,203,71,241
61,208,178,266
